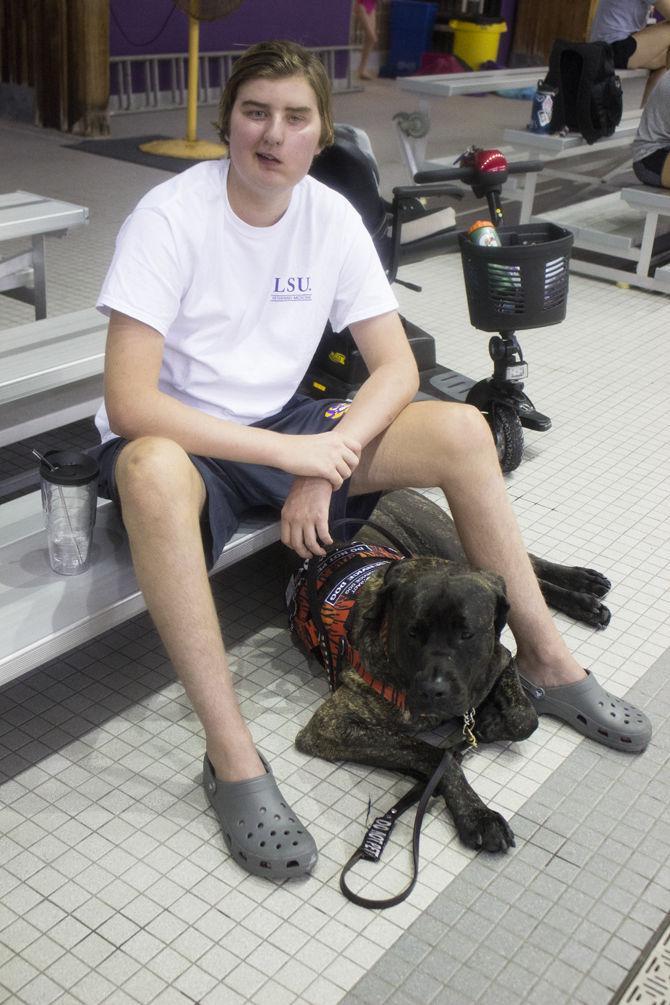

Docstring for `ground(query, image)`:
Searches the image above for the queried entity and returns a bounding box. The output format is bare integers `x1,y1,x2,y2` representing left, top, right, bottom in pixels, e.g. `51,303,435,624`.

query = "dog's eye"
407,627,417,638
461,631,474,640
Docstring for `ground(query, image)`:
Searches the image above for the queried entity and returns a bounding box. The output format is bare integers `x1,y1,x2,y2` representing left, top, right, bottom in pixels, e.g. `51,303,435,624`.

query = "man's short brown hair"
217,40,335,149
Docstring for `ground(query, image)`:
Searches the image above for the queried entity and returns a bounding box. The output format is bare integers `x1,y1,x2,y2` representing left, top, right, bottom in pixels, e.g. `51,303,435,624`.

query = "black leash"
340,748,453,909
303,515,455,909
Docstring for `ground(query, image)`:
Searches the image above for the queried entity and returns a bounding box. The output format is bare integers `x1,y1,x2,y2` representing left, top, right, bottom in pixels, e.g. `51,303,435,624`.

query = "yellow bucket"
448,19,507,69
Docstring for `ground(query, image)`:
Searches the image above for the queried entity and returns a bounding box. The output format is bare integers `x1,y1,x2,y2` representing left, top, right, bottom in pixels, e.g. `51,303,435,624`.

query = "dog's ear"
479,570,510,637
358,561,404,638
495,592,510,637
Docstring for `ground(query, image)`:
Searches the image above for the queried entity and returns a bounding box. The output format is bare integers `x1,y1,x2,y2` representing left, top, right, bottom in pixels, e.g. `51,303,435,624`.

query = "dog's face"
357,558,509,724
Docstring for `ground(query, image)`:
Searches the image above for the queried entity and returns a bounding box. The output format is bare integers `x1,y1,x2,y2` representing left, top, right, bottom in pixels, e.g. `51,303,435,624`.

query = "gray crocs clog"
520,670,651,753
203,753,318,879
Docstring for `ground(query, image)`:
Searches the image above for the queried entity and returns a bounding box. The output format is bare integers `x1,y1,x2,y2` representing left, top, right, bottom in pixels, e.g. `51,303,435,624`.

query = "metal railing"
109,45,361,115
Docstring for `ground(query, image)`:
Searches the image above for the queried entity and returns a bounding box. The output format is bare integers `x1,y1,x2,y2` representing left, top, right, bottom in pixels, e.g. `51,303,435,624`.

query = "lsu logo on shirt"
271,276,312,302
324,401,351,421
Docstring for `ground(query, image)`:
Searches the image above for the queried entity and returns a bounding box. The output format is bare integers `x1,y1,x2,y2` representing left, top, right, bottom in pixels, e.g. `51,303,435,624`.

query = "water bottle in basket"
467,220,522,314
467,220,500,248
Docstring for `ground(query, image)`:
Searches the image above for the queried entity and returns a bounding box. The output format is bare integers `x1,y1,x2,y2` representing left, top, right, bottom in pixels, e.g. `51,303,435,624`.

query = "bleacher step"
0,492,280,687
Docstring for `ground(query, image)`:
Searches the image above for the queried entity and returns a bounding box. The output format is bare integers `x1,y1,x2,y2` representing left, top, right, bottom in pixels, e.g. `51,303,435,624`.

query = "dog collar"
462,709,478,748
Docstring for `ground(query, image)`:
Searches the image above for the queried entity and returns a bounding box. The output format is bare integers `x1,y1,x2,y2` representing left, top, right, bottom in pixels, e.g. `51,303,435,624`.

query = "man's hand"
276,430,361,489
281,478,334,558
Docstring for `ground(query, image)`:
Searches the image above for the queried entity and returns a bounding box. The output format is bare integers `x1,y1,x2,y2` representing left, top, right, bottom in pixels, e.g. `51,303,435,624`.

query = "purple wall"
497,0,517,66
110,1,352,56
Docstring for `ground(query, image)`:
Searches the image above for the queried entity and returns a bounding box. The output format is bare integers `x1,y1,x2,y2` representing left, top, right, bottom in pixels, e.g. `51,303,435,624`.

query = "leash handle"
340,748,452,909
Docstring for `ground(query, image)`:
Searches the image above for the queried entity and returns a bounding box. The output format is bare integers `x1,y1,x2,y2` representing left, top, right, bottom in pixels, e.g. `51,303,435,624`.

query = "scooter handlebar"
413,159,545,184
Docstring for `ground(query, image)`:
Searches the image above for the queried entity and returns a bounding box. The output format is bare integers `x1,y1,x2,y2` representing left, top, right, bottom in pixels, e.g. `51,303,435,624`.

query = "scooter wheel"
490,405,524,473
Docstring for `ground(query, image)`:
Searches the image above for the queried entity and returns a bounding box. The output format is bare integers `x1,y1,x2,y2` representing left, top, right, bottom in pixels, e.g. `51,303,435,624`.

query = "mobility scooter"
304,127,573,472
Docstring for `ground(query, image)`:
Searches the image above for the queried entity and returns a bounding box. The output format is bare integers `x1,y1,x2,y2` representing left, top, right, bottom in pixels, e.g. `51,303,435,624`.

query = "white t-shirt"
95,159,398,442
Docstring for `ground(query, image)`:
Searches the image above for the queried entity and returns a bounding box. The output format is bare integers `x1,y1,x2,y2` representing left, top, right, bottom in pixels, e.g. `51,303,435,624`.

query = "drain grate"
614,913,670,1005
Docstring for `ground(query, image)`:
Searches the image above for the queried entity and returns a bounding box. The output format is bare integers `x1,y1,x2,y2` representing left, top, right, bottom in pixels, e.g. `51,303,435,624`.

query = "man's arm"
104,310,361,487
335,309,420,443
280,309,419,557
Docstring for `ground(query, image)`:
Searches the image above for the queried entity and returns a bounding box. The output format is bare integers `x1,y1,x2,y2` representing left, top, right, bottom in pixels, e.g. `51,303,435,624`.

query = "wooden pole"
34,0,68,130
510,0,600,63
67,0,110,136
186,15,199,143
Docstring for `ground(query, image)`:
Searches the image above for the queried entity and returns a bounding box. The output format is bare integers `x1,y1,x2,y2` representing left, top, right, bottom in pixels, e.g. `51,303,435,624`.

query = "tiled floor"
1,79,669,1005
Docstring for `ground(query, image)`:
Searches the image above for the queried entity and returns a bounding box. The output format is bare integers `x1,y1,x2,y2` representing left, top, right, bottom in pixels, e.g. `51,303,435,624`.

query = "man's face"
227,74,323,208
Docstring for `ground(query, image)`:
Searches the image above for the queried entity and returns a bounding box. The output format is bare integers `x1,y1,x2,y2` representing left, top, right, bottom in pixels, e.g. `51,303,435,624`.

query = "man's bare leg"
115,436,264,782
349,401,585,688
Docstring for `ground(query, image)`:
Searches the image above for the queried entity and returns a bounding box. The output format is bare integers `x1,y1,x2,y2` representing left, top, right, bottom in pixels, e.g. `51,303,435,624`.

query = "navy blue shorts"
90,394,381,569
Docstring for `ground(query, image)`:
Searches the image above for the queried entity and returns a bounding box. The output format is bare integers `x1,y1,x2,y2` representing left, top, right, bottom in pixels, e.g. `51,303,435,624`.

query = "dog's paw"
568,593,611,629
457,809,515,853
566,566,611,598
474,717,506,744
476,707,538,744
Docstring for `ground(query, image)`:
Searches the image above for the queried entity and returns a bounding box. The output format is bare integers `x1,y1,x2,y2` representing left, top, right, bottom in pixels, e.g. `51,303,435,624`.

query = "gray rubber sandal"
203,753,318,878
520,670,651,753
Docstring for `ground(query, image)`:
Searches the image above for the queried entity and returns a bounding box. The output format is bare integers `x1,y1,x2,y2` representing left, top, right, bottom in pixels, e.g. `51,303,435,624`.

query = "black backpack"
543,39,623,144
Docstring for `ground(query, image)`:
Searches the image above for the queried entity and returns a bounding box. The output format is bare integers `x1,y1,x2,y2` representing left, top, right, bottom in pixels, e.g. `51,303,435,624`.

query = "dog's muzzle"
409,661,470,714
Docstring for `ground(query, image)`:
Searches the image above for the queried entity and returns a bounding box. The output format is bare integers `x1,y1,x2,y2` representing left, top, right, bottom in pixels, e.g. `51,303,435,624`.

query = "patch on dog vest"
288,542,405,703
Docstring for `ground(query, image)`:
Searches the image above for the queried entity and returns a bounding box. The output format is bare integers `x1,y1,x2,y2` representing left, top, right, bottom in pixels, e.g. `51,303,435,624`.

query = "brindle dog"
292,489,611,853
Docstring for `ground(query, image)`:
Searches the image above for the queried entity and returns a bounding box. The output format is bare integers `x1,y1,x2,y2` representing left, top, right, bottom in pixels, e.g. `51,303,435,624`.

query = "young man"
633,68,670,185
93,40,651,880
590,0,670,101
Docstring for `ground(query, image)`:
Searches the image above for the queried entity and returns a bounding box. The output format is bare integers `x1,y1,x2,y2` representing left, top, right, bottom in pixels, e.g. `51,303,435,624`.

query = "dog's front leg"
295,687,448,779
475,660,538,744
296,688,514,853
437,755,515,852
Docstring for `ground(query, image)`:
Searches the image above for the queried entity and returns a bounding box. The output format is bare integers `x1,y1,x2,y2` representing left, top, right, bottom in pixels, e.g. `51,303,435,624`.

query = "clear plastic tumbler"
39,450,99,575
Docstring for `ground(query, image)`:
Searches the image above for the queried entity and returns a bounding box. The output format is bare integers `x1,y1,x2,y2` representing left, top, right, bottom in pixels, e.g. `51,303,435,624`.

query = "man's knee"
436,402,494,456
441,402,496,446
116,436,204,514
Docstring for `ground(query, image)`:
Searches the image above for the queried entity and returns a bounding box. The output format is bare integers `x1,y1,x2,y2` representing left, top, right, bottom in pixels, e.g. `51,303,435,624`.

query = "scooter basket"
458,222,573,331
